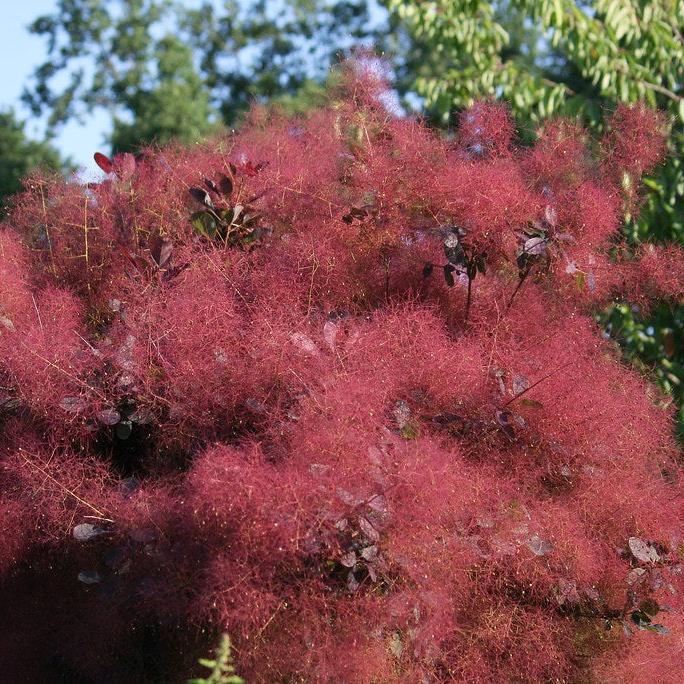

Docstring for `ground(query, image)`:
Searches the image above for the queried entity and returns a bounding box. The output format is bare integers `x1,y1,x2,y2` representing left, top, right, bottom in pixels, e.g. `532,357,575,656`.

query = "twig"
253,601,287,642
465,274,473,322
636,78,683,103
613,62,683,102
502,362,573,407
31,294,44,333
20,344,106,400
18,448,112,520
506,268,531,311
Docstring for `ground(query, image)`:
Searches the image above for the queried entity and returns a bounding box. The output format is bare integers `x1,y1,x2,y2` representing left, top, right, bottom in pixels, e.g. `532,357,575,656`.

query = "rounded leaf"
97,408,121,426
73,523,106,542
628,537,660,564
116,421,133,440
93,152,113,174
77,570,102,584
524,236,546,256
60,396,87,414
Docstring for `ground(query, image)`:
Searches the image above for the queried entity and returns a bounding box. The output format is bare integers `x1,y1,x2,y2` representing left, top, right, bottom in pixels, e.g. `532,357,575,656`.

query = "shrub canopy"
1,72,683,682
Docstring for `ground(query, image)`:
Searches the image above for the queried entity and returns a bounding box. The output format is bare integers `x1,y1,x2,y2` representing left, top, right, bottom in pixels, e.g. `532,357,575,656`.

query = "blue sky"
1,1,109,175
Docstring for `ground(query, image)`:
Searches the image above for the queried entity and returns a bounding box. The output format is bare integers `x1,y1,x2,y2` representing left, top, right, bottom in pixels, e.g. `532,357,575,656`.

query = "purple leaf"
73,523,106,542
189,187,214,208
358,516,380,542
556,578,580,606
119,477,140,498
218,173,234,196
290,332,318,355
97,408,121,426
204,177,219,193
130,527,157,543
584,587,601,602
60,396,87,413
587,272,596,292
443,263,456,287
496,410,515,438
129,408,154,424
149,235,173,268
524,236,546,256
544,205,557,227
432,412,464,426
361,545,378,562
628,537,660,564
323,321,338,348
392,400,411,429
627,567,647,585
77,570,102,584
94,152,113,174
527,534,554,556
512,375,529,395
340,551,357,568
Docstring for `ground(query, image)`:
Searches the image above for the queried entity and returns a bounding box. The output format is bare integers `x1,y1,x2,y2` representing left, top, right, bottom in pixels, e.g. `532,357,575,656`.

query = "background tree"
387,0,684,436
23,0,393,152
0,109,68,210
109,35,218,153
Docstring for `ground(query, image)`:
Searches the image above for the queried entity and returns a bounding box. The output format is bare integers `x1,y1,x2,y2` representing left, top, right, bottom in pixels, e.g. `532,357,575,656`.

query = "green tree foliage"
23,0,391,152
109,35,217,153
605,302,684,441
24,0,217,153
0,110,67,209
388,2,682,125
388,0,684,434
182,0,390,123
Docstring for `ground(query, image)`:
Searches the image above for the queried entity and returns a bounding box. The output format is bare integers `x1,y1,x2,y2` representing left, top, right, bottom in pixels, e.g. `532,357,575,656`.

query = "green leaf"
191,211,218,238
188,634,243,684
400,421,420,440
521,398,544,409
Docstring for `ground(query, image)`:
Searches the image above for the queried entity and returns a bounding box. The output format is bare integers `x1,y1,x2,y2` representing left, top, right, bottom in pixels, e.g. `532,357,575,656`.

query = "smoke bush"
1,71,683,682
